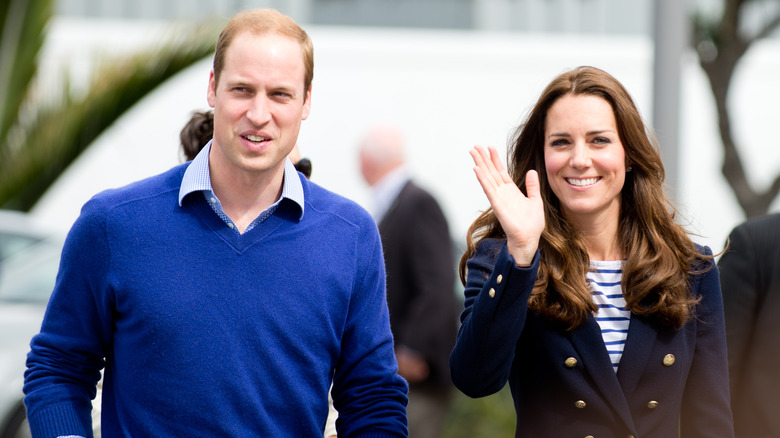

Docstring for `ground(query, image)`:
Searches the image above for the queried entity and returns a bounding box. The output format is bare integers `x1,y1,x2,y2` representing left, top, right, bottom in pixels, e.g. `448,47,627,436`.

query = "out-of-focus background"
1,0,778,436
7,0,780,250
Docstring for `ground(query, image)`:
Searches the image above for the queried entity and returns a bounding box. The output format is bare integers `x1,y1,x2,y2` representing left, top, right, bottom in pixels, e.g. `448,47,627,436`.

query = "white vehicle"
0,210,63,438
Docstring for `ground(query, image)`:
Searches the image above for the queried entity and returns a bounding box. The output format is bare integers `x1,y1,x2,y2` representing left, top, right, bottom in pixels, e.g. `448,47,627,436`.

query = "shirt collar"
178,141,305,219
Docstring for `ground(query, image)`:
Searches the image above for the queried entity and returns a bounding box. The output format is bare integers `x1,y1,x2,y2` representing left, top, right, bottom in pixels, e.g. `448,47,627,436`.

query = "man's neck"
210,161,285,233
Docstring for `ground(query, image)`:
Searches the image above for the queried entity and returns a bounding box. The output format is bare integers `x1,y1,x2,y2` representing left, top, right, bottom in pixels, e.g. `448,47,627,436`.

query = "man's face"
207,31,311,185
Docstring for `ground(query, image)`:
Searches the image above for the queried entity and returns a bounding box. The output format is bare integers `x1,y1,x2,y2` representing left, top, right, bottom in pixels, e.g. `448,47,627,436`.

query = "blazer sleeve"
717,222,758,395
680,247,735,437
449,238,539,397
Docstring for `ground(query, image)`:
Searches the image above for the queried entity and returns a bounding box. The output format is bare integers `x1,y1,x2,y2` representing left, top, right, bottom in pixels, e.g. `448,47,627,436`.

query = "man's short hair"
212,9,314,94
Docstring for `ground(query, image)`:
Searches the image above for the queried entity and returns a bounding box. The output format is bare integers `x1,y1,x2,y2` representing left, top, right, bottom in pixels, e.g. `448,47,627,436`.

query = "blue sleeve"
680,247,735,437
449,238,539,398
24,200,112,438
331,220,409,437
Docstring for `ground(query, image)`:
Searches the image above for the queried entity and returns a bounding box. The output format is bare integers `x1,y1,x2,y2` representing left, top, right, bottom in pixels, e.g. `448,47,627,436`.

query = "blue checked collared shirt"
178,140,305,233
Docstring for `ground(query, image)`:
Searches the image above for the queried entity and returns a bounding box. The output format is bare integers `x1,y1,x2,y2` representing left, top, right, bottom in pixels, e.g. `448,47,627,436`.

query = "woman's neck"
568,211,623,261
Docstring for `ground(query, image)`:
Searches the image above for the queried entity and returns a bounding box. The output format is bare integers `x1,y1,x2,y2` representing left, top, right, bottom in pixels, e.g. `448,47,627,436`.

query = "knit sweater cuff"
28,403,91,438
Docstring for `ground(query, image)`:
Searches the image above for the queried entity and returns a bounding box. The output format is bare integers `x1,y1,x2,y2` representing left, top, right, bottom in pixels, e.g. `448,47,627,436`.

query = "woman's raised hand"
470,145,545,267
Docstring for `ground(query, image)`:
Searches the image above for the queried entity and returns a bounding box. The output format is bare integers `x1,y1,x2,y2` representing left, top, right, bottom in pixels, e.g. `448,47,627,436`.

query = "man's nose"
246,95,271,125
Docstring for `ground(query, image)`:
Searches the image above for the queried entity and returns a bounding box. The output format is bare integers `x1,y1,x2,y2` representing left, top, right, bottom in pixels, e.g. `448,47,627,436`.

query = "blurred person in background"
179,110,214,161
450,66,733,437
23,8,407,437
718,212,780,438
359,124,458,437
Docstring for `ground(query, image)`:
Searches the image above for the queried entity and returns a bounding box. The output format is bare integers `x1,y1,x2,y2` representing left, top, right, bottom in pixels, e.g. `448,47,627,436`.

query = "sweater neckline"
184,195,296,253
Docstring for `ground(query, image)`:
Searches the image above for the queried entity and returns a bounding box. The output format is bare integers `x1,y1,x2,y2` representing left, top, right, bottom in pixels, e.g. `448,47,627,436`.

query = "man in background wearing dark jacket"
360,124,458,437
719,212,780,438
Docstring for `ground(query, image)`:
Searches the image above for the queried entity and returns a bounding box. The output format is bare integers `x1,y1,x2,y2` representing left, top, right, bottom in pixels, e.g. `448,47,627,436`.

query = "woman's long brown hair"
460,66,707,331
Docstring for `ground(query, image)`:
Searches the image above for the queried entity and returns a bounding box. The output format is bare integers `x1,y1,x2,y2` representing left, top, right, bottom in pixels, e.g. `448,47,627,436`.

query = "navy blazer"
450,238,734,438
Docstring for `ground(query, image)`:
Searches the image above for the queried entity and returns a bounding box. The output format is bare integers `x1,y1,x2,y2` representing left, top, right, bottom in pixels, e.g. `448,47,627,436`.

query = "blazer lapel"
570,315,636,432
377,181,411,228
616,314,658,398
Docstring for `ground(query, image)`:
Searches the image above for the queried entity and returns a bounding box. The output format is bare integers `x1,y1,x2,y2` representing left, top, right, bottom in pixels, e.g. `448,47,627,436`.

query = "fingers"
470,145,506,187
525,169,542,200
488,146,513,185
469,147,491,194
469,146,488,172
470,146,496,190
471,146,542,202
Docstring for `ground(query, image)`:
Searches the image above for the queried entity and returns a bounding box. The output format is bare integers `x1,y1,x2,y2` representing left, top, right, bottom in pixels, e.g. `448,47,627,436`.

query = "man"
24,9,407,437
718,212,780,438
359,125,458,437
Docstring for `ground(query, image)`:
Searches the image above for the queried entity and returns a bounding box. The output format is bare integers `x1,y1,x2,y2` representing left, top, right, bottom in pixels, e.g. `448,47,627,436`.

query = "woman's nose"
569,143,590,168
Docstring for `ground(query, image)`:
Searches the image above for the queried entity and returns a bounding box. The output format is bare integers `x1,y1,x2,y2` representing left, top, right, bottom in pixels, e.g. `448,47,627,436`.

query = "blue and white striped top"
588,260,630,372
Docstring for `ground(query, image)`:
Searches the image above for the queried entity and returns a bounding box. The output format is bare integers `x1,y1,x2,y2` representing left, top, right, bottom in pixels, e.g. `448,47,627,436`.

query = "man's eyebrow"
270,84,297,94
224,79,251,88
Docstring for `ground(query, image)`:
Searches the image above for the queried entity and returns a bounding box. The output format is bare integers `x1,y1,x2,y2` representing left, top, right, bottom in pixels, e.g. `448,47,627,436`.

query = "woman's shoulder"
691,242,716,271
688,243,721,302
693,242,713,257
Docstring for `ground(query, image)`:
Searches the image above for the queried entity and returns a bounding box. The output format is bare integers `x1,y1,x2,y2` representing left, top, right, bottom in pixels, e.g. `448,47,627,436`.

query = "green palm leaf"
0,1,220,210
0,0,52,156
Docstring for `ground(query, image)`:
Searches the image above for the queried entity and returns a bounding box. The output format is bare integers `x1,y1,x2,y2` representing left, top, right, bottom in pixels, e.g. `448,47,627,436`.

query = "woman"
450,66,733,437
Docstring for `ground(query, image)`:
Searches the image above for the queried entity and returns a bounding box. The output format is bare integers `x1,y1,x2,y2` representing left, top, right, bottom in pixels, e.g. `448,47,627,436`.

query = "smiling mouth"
566,177,601,187
244,134,269,143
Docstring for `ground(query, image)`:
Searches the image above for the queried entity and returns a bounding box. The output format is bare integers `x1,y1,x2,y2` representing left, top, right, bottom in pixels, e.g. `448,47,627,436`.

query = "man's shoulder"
85,163,188,214
392,180,447,225
737,212,780,235
303,178,373,224
399,180,440,206
723,212,780,251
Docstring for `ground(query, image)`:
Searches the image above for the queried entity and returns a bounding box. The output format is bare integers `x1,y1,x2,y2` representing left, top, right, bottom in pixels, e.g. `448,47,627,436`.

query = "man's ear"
301,86,312,120
207,70,217,108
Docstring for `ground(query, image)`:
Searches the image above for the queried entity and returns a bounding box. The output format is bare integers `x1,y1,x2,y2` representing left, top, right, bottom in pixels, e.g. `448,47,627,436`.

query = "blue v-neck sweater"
24,163,408,437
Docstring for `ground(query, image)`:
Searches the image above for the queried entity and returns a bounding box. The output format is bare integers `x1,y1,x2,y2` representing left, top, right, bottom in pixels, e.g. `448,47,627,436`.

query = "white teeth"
566,177,600,186
245,135,267,142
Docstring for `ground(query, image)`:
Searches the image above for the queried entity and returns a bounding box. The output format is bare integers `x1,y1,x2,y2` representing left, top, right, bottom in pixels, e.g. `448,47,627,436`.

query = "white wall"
31,18,780,254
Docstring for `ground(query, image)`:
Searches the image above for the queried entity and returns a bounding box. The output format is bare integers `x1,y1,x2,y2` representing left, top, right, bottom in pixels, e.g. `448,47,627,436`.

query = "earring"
626,166,633,172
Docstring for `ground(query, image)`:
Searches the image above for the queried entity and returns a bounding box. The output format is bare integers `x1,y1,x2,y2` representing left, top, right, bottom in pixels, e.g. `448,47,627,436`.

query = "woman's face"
543,94,626,225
